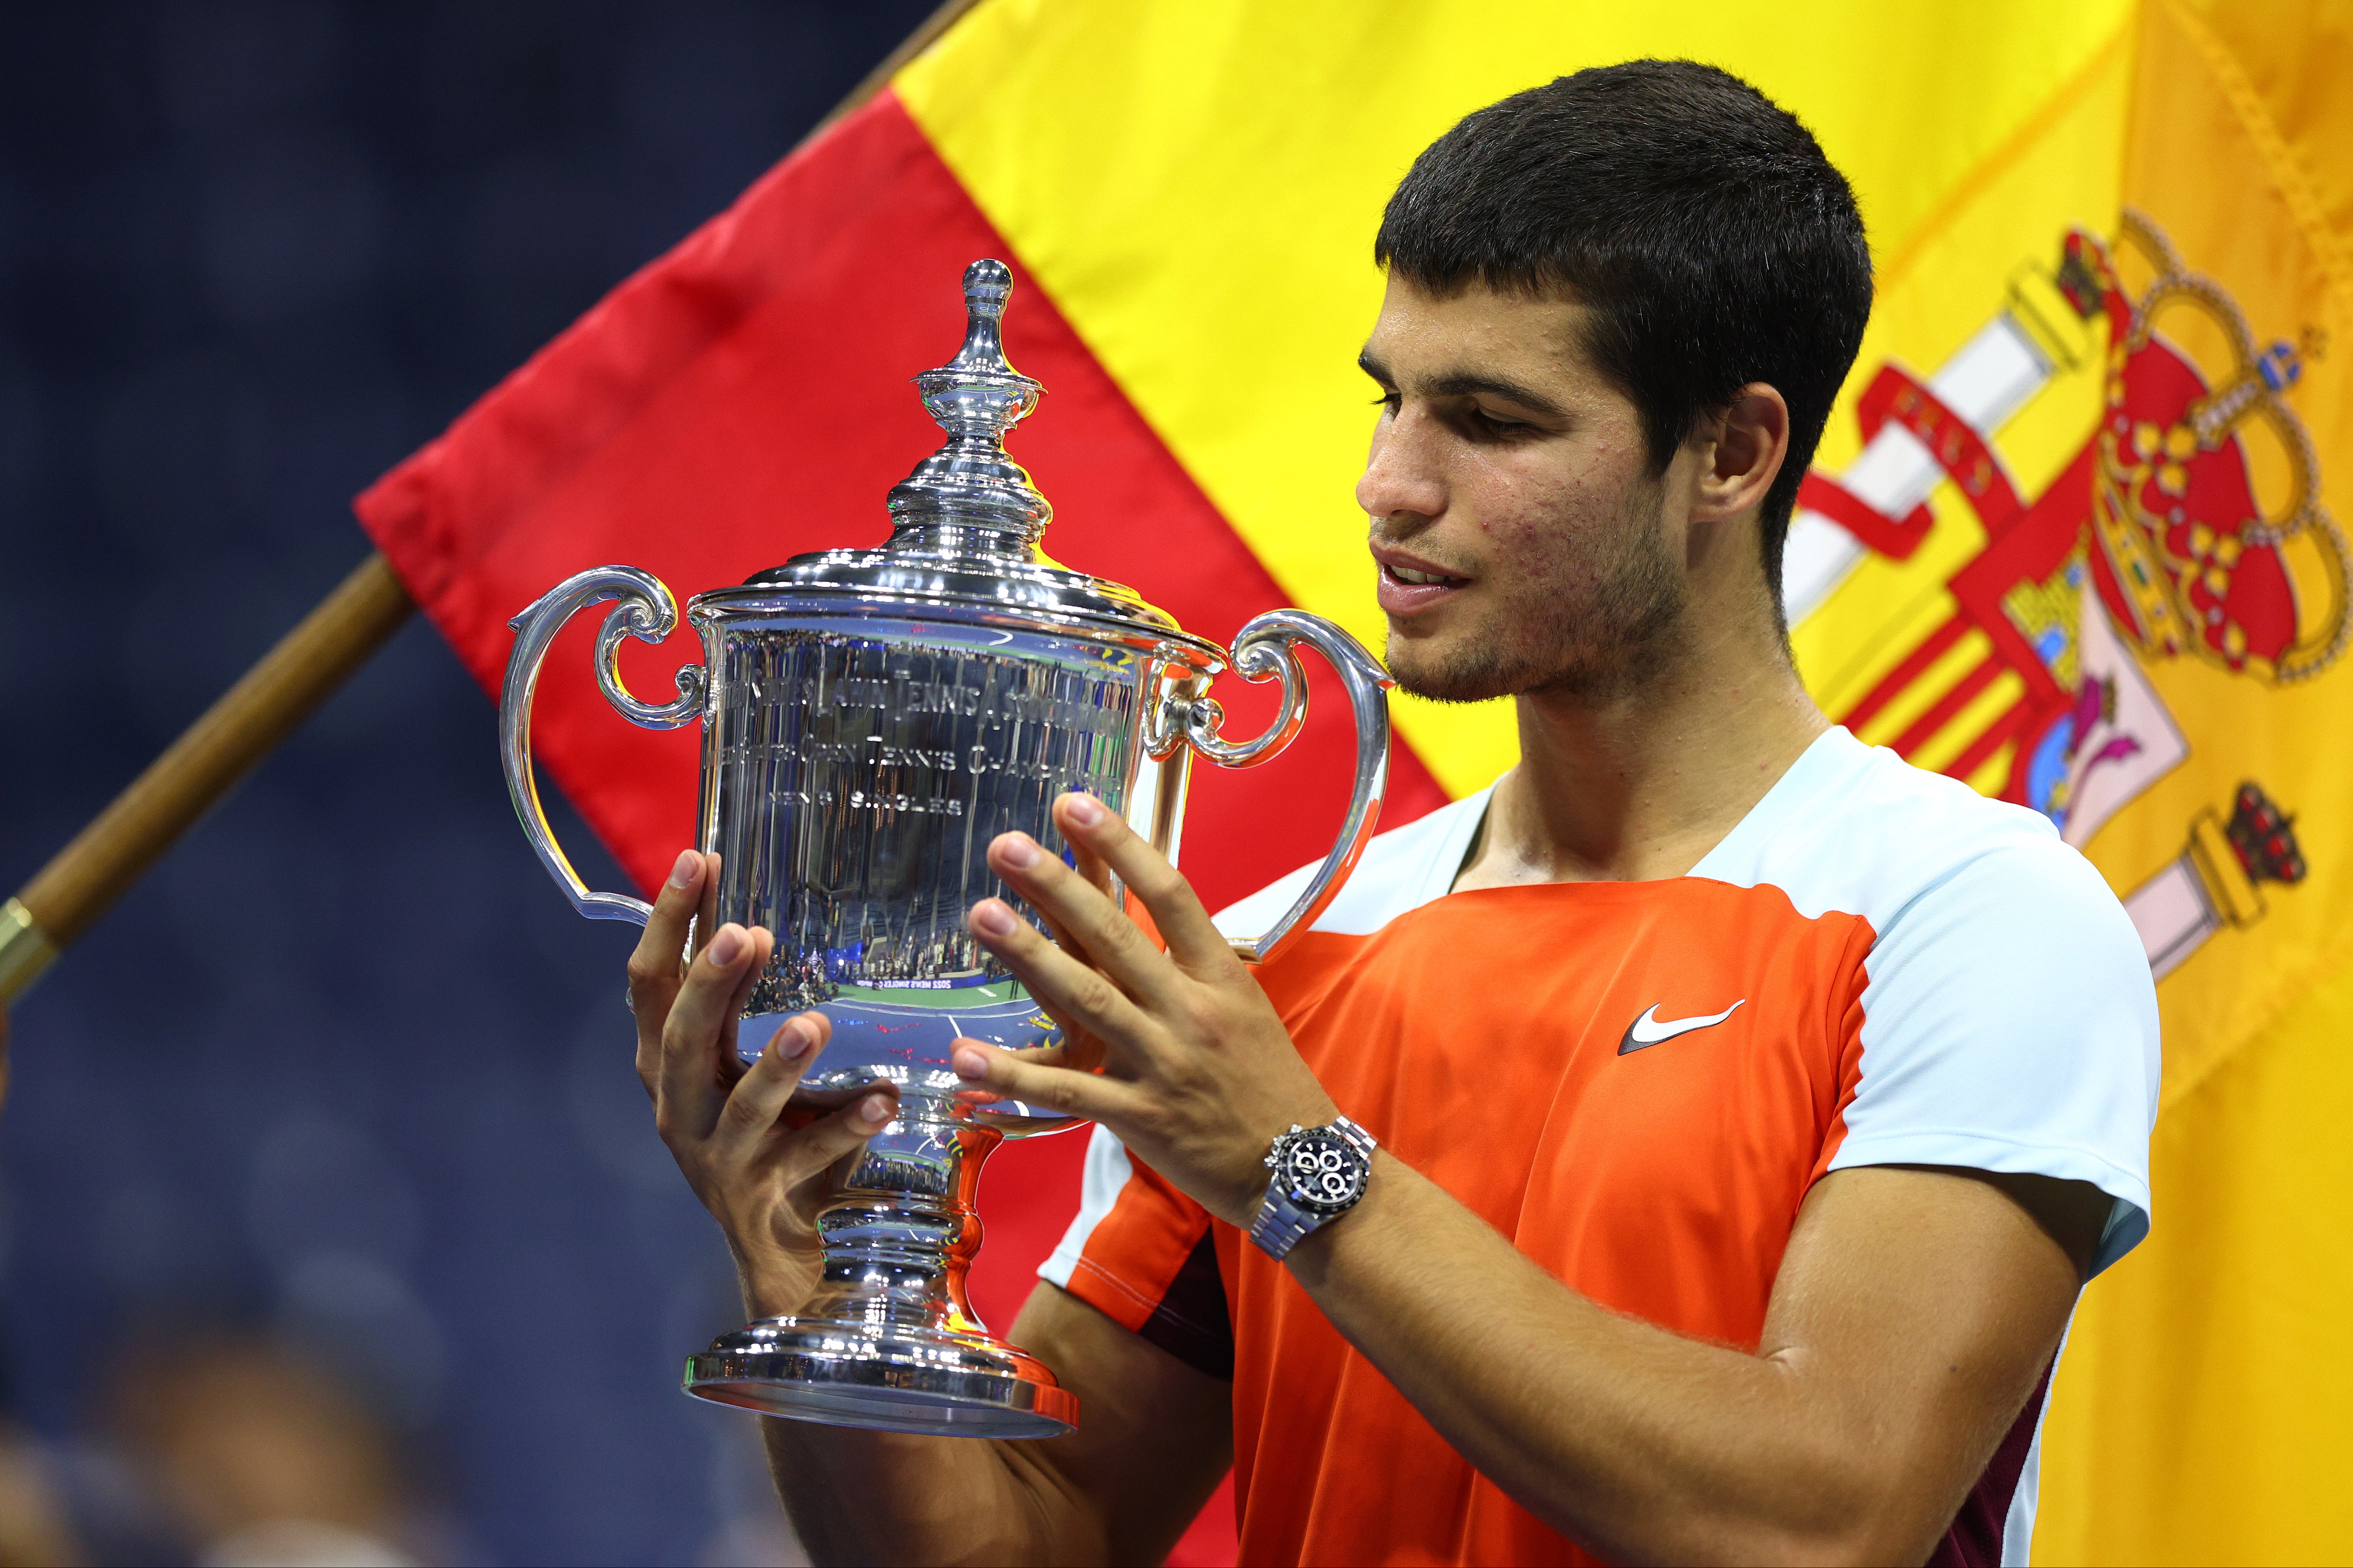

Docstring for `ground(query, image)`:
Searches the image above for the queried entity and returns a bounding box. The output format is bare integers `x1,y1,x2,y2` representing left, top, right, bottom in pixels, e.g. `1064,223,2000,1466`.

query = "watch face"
1280,1128,1368,1216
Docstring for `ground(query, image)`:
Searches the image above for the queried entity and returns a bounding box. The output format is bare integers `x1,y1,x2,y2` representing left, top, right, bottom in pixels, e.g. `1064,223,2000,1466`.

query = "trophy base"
683,1316,1078,1439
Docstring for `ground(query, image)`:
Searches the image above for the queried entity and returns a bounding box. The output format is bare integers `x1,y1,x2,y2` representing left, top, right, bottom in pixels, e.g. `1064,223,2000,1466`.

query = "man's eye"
1471,408,1526,436
1370,392,1400,414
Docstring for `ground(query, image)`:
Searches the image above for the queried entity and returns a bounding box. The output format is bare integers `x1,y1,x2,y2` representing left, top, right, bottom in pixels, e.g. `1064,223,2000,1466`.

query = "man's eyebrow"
1354,350,1567,421
1425,372,1568,420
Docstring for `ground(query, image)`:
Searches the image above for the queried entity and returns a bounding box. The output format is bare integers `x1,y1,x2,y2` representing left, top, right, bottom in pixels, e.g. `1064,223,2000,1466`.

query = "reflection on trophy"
498,259,1394,1437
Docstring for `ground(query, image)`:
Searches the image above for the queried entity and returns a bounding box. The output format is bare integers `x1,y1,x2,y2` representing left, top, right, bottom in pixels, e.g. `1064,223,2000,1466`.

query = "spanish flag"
356,2,2352,1560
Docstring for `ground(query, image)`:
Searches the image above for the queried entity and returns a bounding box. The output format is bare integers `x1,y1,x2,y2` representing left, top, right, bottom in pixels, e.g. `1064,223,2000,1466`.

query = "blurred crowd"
0,1008,804,1565
2,1336,423,1567
0,1022,412,1566
0,5,934,1563
0,1352,803,1568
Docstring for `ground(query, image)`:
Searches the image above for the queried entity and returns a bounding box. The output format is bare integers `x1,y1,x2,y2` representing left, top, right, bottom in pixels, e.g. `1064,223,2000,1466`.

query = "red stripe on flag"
1890,655,2002,759
1940,695,2033,783
1838,613,1968,734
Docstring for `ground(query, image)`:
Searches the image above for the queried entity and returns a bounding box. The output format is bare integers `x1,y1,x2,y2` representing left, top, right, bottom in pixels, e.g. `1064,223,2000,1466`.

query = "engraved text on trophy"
707,629,1139,1013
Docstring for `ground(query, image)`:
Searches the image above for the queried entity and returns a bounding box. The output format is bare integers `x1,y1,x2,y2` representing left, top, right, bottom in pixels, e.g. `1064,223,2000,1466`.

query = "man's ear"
1691,383,1791,522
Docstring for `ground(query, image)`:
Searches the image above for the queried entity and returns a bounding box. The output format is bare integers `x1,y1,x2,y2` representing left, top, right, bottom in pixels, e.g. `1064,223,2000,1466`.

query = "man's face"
1357,275,1689,705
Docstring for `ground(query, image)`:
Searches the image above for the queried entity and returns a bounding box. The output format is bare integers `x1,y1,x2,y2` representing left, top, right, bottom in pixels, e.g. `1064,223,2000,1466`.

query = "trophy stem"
800,1099,996,1337
683,1092,1079,1438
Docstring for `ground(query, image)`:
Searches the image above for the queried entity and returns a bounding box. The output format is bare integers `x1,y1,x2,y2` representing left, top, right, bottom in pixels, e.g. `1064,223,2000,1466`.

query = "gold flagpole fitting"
0,898,59,1005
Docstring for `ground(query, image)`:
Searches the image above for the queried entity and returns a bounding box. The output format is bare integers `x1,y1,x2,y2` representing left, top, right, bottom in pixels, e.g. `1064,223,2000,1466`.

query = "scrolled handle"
501,565,707,927
1184,610,1394,963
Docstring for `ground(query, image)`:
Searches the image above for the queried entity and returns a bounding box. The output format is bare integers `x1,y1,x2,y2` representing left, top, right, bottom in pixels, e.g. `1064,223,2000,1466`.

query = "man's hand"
628,846,1236,1568
628,848,899,1315
949,792,1334,1228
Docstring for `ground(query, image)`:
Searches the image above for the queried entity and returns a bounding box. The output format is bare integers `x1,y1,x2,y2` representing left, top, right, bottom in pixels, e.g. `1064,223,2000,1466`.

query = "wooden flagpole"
0,555,413,1002
0,0,983,1008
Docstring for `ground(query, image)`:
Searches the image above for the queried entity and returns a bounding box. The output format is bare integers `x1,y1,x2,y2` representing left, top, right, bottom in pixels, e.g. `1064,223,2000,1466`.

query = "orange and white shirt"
1041,727,2158,1568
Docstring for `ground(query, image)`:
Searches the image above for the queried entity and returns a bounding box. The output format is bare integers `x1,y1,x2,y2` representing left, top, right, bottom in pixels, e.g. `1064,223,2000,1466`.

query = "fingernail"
952,1047,988,1079
998,834,1039,869
971,900,1017,938
859,1094,893,1126
708,925,745,966
771,1020,814,1062
1064,794,1104,826
668,849,699,888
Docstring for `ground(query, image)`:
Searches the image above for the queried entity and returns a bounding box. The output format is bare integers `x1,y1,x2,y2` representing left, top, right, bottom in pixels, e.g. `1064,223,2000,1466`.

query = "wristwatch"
1248,1115,1378,1260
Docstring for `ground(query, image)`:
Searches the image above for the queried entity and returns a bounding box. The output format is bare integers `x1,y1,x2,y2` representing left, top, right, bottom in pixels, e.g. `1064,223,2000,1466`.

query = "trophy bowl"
500,259,1392,1438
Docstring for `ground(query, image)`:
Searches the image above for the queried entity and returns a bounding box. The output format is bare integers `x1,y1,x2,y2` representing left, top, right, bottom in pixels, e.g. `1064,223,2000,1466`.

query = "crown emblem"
2072,215,2349,683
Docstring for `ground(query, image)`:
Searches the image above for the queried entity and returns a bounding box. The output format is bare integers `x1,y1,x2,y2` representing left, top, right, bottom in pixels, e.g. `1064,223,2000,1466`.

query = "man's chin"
1383,638,1522,706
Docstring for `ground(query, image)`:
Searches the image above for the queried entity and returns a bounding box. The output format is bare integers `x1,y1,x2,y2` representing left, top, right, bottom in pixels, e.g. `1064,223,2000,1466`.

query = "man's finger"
1052,792,1234,976
1004,1038,1089,1071
657,920,768,1140
984,829,1182,1012
772,1087,905,1195
630,849,708,1094
1048,818,1126,959
1069,822,1113,899
969,889,1158,1053
708,1011,829,1164
949,1038,1137,1124
1027,823,1107,960
712,915,770,1084
693,851,723,959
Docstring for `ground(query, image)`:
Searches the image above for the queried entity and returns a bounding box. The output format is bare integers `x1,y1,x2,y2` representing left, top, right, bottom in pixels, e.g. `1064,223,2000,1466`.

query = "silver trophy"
500,259,1391,1438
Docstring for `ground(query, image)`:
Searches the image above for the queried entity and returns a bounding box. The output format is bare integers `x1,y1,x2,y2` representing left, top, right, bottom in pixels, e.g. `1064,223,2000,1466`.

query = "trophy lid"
727,259,1206,650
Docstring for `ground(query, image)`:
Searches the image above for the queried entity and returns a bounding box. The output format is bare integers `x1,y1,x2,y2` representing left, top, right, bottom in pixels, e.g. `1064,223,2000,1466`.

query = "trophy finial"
885,257,1051,557
953,258,1012,352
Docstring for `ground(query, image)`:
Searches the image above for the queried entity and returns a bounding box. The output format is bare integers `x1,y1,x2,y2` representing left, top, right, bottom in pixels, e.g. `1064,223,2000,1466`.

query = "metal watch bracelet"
1249,1115,1378,1260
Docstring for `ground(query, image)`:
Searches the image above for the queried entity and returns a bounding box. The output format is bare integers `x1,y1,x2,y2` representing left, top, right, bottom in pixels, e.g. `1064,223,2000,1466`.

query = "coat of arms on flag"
1791,207,2342,985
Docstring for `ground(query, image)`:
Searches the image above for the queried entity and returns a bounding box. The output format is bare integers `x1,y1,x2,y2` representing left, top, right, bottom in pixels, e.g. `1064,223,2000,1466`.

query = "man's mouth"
1375,557,1472,615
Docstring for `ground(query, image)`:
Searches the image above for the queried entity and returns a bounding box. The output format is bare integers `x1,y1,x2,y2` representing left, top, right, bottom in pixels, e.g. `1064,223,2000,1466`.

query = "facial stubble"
1384,476,1687,706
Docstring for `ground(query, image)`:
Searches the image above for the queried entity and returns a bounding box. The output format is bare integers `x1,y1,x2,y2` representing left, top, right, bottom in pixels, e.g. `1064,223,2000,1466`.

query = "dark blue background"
0,4,937,1561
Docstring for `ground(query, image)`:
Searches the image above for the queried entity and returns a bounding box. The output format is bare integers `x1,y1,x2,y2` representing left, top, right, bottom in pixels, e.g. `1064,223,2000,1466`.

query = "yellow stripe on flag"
2039,949,2353,1562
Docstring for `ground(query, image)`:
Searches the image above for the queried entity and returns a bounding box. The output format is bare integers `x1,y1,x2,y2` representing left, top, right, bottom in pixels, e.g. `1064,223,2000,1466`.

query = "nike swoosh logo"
1617,1000,1746,1055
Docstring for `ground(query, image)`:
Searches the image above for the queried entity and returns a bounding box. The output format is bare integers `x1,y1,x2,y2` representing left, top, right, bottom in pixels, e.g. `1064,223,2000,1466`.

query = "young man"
632,61,2157,1567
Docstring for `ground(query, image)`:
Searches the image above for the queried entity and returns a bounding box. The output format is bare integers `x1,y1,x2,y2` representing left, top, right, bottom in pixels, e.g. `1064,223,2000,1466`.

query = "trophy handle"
500,565,708,927
1181,610,1395,964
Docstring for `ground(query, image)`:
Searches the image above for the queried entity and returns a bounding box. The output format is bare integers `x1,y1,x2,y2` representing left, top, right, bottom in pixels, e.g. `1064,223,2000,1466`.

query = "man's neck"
1454,613,1829,889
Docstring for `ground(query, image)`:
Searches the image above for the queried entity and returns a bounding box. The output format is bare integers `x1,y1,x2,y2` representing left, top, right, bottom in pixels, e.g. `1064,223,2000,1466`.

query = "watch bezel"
1274,1125,1371,1217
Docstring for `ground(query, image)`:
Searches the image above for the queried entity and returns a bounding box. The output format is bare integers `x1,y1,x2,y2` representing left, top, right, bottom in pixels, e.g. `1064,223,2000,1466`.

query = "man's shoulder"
1211,789,1490,941
1695,727,2107,936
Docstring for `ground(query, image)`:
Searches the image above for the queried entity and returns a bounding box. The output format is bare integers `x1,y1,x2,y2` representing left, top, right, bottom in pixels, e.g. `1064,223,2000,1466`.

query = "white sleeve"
1037,1124,1135,1290
1826,840,2161,1275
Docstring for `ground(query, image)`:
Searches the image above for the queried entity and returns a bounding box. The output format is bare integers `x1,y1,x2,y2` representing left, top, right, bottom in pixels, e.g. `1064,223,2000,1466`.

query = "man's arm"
951,793,2114,1567
759,1280,1232,1566
629,850,1229,1566
1285,1157,2099,1566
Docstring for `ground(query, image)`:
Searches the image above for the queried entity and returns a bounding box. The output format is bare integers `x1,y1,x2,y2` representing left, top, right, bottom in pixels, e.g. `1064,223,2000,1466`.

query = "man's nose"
1357,405,1447,526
